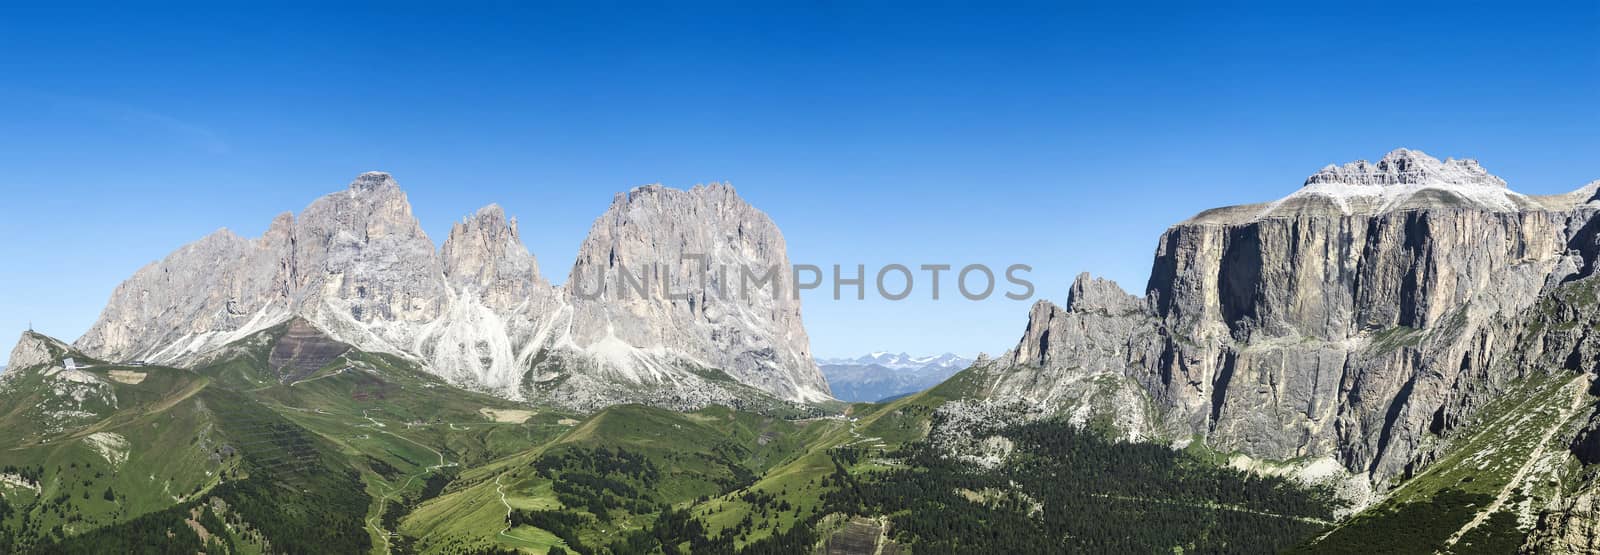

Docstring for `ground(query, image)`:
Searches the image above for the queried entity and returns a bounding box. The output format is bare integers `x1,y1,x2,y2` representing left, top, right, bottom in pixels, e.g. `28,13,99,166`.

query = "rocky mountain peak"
199,227,244,243
75,171,442,366
446,203,518,248
1179,148,1531,225
440,202,545,304
691,181,737,196
1304,148,1506,189
561,181,829,403
5,331,74,374
1064,273,1141,314
616,182,737,208
290,173,445,358
349,171,401,193
471,203,510,226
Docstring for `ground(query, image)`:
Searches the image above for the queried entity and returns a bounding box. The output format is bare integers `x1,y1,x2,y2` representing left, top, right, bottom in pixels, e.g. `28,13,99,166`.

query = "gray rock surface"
72,173,830,409
74,172,440,364
440,204,545,309
289,172,447,355
553,184,829,403
4,331,74,375
981,148,1600,485
418,203,560,392
989,275,1166,440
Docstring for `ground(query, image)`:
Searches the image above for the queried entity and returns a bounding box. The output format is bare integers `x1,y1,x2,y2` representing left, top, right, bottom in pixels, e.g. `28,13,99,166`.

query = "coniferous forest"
488,415,1343,555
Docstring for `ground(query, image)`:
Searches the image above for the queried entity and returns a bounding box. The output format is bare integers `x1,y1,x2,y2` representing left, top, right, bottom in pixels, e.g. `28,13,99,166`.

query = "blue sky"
1,1,1596,363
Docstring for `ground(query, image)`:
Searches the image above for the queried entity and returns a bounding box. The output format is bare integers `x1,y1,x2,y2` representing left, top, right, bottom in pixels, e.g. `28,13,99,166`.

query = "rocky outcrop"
0,331,120,437
73,172,437,364
987,274,1166,439
267,319,350,382
73,226,288,363
1303,147,1507,189
551,184,828,403
983,149,1600,486
73,174,830,409
5,331,76,375
439,204,545,310
1148,203,1587,481
1530,487,1600,554
288,172,447,355
417,203,559,392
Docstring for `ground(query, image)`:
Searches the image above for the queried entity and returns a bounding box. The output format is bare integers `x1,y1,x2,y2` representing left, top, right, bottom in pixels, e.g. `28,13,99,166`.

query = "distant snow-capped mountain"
817,352,974,402
817,352,971,371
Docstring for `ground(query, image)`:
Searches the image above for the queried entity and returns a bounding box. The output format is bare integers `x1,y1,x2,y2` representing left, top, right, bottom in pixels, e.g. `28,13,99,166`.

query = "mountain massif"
7,149,1600,554
66,173,830,411
970,148,1600,550
982,149,1600,481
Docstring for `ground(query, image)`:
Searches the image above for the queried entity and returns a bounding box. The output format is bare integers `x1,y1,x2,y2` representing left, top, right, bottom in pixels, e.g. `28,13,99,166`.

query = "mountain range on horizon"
9,148,1600,553
816,352,973,369
816,353,974,402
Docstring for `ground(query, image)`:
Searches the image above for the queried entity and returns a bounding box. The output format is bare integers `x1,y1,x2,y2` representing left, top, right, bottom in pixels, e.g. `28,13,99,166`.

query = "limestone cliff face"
1147,205,1591,479
418,204,560,392
439,204,544,310
75,172,443,365
552,184,828,403
985,149,1600,485
74,228,272,363
992,274,1165,439
73,174,830,409
290,172,449,355
4,331,76,375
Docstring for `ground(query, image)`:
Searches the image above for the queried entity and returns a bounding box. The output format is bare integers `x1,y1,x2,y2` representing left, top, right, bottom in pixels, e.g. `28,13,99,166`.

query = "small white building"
62,358,78,372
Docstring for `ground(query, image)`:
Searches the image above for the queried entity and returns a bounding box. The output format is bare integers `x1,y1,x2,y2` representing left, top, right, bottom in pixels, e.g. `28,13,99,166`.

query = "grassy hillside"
0,351,376,554
402,403,843,554
686,364,993,545
0,335,239,545
0,334,1362,555
0,322,586,554
1297,369,1591,554
668,360,1343,554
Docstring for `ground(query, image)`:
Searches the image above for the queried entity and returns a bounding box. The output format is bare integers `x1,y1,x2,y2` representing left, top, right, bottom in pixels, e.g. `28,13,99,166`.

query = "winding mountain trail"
1443,374,1592,549
495,474,518,542
841,418,883,448
367,471,423,553
873,515,890,555
361,409,454,470
359,408,459,553
286,366,350,387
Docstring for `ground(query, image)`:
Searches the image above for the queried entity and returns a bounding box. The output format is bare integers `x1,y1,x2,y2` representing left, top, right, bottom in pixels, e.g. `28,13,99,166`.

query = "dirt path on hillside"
1443,374,1592,548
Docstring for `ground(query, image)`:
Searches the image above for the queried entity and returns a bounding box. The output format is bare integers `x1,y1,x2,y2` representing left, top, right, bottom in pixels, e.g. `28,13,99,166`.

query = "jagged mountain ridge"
981,148,1600,489
70,173,830,409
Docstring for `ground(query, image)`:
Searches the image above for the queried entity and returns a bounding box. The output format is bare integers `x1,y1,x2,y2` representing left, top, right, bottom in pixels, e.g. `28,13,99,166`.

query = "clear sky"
1,1,1596,364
